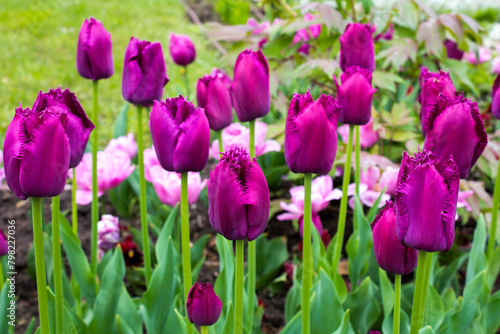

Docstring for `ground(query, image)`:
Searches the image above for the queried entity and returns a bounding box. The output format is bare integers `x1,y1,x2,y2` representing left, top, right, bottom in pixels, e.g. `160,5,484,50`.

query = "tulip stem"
201,326,208,334
72,169,78,236
332,125,354,279
302,173,312,334
181,172,193,334
350,0,356,22
247,119,257,331
217,130,224,157
393,274,401,334
137,105,152,285
355,126,361,197
409,250,430,334
32,197,50,334
235,240,244,334
183,66,190,99
52,196,64,334
90,80,99,275
487,159,500,259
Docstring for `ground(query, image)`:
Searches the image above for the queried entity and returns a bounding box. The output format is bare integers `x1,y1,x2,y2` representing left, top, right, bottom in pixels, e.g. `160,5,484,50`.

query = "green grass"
0,0,226,147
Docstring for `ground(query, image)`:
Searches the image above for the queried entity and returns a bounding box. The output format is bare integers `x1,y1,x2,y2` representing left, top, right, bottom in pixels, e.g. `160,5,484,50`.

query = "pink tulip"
492,57,500,74
378,166,399,196
104,133,138,159
143,146,161,183
456,190,474,220
98,214,120,251
338,119,380,149
464,47,491,64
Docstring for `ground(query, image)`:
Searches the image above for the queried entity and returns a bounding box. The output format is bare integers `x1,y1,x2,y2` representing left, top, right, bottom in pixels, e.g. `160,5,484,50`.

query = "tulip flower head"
492,74,500,120
98,214,120,251
104,133,138,160
0,150,5,184
464,47,491,64
143,146,161,183
339,23,375,72
395,150,460,252
0,230,8,257
76,17,114,80
424,94,487,178
150,96,210,173
208,146,270,241
443,39,464,60
169,33,196,66
186,282,222,326
196,71,233,131
284,92,340,174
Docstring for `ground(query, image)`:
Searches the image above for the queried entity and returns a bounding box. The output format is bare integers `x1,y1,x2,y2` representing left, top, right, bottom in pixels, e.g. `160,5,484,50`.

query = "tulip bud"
76,17,114,81
395,150,460,252
0,230,8,257
339,23,375,72
149,96,210,173
284,92,340,175
231,49,270,122
418,68,456,136
443,39,464,60
208,146,270,241
169,33,196,66
334,66,376,125
492,74,500,120
371,201,418,275
32,88,94,168
424,94,487,178
196,71,233,131
186,282,222,326
122,37,169,106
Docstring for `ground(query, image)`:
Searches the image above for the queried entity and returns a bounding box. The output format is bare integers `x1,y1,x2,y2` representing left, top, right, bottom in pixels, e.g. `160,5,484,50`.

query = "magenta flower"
292,13,322,55
76,17,114,81
284,92,340,174
169,33,196,66
207,147,270,241
149,96,210,173
464,47,491,64
186,282,222,326
338,119,380,149
492,74,500,119
374,23,394,41
339,23,375,72
98,214,120,251
104,133,138,160
444,39,464,60
0,230,8,257
371,201,418,275
196,70,233,131
424,94,487,178
395,150,460,252
210,68,232,86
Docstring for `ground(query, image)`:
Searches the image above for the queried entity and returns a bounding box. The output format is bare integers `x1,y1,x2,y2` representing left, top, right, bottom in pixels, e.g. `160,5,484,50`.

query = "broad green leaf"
441,288,457,313
192,234,210,281
116,315,134,334
24,318,36,334
434,254,467,294
117,285,142,334
310,269,344,334
487,246,500,290
284,280,302,322
0,281,13,332
214,235,235,311
156,204,179,265
221,302,234,334
331,309,355,334
47,288,78,334
424,286,444,330
484,290,500,334
466,215,488,284
114,103,129,138
165,305,187,334
343,277,381,334
256,235,289,290
378,268,394,316
419,326,435,334
382,308,411,334
373,71,405,92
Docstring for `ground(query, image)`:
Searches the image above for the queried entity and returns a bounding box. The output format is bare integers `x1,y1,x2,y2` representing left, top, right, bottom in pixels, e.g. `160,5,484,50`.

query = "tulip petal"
149,100,178,171
3,111,27,199
245,159,270,240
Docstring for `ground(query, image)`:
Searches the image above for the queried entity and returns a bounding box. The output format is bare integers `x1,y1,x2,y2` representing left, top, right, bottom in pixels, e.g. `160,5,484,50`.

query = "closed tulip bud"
76,17,114,80
149,96,210,173
395,150,460,252
492,74,500,119
231,49,270,122
32,88,94,168
196,72,233,131
169,33,196,66
339,23,375,72
334,66,376,125
284,92,340,175
418,68,456,136
443,39,464,60
3,106,70,199
424,94,487,178
122,37,169,106
371,201,418,275
186,282,222,326
208,147,270,241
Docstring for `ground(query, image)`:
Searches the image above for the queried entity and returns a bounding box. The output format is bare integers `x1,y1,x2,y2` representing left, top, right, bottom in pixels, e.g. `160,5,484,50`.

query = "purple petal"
245,158,270,241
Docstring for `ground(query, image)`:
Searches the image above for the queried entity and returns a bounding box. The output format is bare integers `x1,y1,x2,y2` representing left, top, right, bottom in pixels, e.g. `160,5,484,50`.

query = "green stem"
487,159,500,259
90,80,99,274
393,274,401,334
201,326,208,334
32,198,50,334
355,126,361,197
249,120,255,158
0,259,4,288
52,196,63,334
332,125,354,277
181,172,193,334
217,130,224,157
247,119,257,331
72,169,78,236
183,66,190,99
410,251,430,334
302,173,312,334
235,240,244,334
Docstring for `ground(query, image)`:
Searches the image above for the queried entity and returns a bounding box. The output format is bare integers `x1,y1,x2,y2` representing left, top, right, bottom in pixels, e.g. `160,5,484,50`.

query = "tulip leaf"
156,204,179,265
424,286,445,330
221,301,234,334
434,254,467,294
332,272,348,304
256,235,288,290
466,215,488,284
116,315,134,334
487,247,500,290
382,307,411,334
372,71,404,93
24,318,36,334
165,306,187,334
310,269,344,334
284,279,302,322
114,103,130,138
117,285,142,334
281,307,302,333
47,287,79,334
484,289,500,334
378,268,394,316
214,235,235,312
0,280,12,333
331,309,355,334
441,288,457,313
419,326,435,334
343,277,381,334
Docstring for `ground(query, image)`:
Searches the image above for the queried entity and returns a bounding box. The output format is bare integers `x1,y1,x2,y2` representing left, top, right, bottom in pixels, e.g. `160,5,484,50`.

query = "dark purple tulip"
207,146,270,241
186,282,222,326
196,71,233,131
3,106,70,199
231,49,270,122
32,88,94,168
0,230,7,256
284,92,340,175
339,23,375,72
149,96,210,173
76,17,114,80
492,74,500,120
334,66,376,125
418,67,456,136
444,39,464,60
395,150,460,252
169,33,196,66
371,201,418,275
122,37,169,106
424,94,487,178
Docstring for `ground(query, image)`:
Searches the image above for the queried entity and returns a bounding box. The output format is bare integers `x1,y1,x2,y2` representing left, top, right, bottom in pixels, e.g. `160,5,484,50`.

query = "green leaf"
117,285,142,334
214,235,235,311
47,288,78,334
24,317,36,334
466,215,488,284
165,305,187,334
256,235,288,290
331,309,355,334
487,247,500,290
284,280,302,322
156,204,179,265
419,326,436,334
114,103,130,138
310,269,344,334
382,308,411,334
378,268,394,316
372,71,404,92
116,315,135,334
0,281,13,332
484,290,500,334
343,277,381,334
191,234,210,282
441,288,457,313
221,302,234,334
424,286,444,330
434,254,467,294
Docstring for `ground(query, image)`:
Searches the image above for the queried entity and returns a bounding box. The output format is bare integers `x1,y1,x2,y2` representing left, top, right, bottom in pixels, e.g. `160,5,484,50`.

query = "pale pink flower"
247,18,270,34
378,166,399,196
456,190,474,220
464,47,491,64
492,57,500,74
338,119,380,149
143,146,161,183
104,133,138,159
98,215,120,251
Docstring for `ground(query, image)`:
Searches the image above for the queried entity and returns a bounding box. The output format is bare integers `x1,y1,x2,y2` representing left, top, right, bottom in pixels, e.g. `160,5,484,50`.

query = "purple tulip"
284,92,340,175
210,68,232,86
149,96,210,173
231,49,270,122
424,94,487,178
339,23,375,72
207,146,270,241
76,17,114,80
122,37,169,106
0,230,8,257
169,34,196,66
371,201,418,275
492,74,500,119
3,106,70,199
196,71,233,131
186,282,222,326
418,68,456,136
32,88,94,168
444,39,464,60
334,66,376,125
395,150,460,252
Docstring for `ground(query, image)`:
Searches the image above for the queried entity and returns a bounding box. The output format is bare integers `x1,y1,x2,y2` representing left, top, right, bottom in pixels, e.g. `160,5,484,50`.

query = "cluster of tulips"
1,10,500,334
